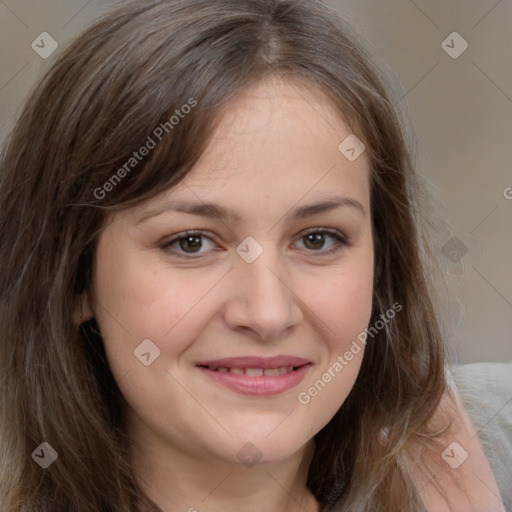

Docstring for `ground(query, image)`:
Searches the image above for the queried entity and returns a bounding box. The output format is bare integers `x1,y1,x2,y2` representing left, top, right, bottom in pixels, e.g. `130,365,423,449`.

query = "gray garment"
450,362,512,511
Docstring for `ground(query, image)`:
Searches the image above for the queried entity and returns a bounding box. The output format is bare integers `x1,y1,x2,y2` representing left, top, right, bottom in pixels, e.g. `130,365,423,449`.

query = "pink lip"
196,355,312,396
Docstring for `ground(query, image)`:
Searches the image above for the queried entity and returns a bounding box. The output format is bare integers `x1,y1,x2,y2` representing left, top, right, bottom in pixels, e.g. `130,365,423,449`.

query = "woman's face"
86,77,374,467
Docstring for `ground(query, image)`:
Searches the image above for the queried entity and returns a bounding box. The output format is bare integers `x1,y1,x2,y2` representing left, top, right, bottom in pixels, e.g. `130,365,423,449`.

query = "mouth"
195,356,311,396
198,365,302,376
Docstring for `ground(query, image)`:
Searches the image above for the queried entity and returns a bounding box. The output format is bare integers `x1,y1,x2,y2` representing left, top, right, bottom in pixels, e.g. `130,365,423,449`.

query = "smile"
196,355,312,396
203,366,298,376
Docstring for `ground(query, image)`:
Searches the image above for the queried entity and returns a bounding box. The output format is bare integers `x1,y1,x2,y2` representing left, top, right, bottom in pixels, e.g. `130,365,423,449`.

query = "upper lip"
196,355,311,369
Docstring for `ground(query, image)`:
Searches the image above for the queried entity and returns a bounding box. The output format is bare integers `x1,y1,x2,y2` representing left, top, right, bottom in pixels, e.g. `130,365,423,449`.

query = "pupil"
306,233,324,249
180,235,201,253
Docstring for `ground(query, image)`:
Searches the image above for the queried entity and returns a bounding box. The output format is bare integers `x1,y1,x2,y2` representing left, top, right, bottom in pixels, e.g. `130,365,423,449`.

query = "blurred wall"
1,0,511,364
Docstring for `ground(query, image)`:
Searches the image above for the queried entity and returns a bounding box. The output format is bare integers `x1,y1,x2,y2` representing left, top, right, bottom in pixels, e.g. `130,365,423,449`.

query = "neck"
128,429,320,512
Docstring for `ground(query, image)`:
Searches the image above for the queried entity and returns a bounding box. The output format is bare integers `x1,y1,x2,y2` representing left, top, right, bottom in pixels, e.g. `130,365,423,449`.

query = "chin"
226,433,310,466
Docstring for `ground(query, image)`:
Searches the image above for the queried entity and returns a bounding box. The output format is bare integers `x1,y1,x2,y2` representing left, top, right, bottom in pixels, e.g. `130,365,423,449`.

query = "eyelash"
160,227,350,259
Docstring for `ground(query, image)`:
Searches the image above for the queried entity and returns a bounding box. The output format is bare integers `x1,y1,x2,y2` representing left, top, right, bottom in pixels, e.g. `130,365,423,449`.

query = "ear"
74,291,94,325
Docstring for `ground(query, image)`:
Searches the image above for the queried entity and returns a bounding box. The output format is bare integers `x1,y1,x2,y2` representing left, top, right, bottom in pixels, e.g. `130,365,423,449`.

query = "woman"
0,0,509,510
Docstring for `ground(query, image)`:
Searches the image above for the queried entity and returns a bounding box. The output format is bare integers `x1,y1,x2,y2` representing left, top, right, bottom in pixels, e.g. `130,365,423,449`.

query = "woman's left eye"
160,228,349,258
295,228,349,254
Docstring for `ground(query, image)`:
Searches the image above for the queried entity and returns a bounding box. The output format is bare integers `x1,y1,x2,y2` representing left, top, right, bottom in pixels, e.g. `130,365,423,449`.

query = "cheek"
294,257,373,422
92,246,220,369
316,274,372,363
330,273,373,344
302,255,374,351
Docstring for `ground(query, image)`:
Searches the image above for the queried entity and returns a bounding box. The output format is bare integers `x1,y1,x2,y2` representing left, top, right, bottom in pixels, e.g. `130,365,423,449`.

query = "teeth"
207,366,298,376
245,368,264,376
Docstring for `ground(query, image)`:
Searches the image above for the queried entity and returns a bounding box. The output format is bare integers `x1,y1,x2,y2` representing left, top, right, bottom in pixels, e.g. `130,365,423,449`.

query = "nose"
223,245,303,342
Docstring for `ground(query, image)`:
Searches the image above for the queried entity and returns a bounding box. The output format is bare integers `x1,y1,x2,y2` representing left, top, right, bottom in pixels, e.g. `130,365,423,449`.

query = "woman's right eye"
160,231,217,258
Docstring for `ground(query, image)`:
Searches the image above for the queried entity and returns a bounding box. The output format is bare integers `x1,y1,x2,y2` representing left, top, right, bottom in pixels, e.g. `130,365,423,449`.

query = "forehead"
190,76,366,177
130,76,371,225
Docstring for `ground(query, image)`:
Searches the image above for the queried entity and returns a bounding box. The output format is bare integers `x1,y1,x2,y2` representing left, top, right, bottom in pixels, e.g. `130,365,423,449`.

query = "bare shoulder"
407,363,510,512
450,363,512,506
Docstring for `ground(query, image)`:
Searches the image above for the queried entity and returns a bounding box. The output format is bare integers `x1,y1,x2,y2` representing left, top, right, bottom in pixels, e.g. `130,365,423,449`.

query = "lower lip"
197,364,311,396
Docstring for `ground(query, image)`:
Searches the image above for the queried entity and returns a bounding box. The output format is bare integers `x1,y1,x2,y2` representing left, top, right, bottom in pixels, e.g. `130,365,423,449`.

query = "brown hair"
0,0,448,510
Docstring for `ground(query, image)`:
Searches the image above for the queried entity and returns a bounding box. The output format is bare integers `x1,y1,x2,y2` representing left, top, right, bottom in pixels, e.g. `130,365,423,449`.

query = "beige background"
0,0,511,364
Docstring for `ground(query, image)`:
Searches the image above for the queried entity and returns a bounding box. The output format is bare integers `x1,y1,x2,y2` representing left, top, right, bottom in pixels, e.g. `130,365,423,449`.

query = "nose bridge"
226,238,302,340
245,249,286,299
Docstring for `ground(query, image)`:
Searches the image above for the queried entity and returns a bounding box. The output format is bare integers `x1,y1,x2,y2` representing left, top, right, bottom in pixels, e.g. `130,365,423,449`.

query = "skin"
80,76,503,511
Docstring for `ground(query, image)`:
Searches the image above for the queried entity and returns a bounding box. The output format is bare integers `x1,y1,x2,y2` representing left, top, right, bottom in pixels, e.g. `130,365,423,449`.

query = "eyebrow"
137,195,365,225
